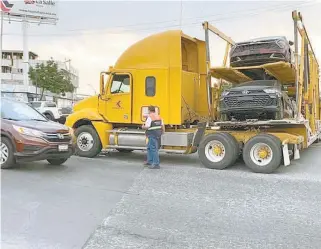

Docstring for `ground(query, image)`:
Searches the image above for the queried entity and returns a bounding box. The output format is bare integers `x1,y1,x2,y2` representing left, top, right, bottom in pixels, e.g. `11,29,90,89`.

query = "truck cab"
66,30,210,157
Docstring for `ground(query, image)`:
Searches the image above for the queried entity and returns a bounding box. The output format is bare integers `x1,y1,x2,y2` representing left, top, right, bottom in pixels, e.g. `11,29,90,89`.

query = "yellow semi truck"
66,10,320,173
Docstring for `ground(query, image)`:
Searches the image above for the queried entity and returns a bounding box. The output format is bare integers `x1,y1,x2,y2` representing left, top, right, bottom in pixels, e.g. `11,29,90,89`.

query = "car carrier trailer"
66,10,320,173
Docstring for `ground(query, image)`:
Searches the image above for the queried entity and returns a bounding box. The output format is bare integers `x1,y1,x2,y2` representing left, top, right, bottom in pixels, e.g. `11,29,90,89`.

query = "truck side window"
145,76,156,96
110,74,130,94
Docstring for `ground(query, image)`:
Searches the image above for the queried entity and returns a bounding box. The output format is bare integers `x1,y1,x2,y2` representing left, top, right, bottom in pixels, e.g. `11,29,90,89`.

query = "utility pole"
64,58,74,104
22,15,29,86
0,11,4,84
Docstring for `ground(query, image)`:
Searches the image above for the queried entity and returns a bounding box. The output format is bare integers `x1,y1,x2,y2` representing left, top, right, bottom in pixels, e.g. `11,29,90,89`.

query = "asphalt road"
85,143,321,249
2,143,321,249
1,155,144,249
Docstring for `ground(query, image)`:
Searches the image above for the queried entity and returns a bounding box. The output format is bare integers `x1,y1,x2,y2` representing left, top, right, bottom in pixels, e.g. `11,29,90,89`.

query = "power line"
2,1,317,37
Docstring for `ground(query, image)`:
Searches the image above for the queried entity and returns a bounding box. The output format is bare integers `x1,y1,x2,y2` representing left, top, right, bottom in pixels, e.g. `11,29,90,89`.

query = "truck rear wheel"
243,134,282,173
74,125,102,158
198,133,239,170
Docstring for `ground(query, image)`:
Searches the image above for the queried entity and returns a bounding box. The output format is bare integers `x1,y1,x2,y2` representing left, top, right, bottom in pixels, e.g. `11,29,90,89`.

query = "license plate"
58,144,68,151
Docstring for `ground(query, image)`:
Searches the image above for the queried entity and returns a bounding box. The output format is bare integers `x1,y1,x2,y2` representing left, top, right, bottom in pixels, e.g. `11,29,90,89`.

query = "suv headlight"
58,109,62,115
263,89,282,96
230,45,237,53
13,125,44,137
221,91,230,97
276,40,286,49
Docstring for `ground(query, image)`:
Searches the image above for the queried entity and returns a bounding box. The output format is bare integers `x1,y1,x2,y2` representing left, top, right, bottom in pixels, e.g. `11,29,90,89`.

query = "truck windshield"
1,98,47,121
110,75,130,94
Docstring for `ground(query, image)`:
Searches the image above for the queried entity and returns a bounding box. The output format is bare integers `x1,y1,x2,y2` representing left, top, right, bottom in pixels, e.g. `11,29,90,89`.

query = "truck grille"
224,96,276,108
42,133,71,143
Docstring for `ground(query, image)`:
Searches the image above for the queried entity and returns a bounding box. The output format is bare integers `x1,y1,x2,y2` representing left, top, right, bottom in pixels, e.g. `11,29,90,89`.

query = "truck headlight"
13,125,44,137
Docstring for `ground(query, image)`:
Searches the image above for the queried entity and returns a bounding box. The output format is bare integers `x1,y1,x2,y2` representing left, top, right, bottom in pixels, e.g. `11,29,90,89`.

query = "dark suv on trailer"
230,36,294,67
1,98,75,169
219,80,295,121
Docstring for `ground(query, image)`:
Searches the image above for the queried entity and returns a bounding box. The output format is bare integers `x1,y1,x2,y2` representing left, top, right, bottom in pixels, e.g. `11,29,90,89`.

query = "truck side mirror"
100,73,106,96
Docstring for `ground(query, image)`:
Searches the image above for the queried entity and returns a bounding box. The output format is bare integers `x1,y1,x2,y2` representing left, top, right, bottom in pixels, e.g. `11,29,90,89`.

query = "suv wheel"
75,125,102,158
47,158,68,165
45,113,54,121
1,137,15,169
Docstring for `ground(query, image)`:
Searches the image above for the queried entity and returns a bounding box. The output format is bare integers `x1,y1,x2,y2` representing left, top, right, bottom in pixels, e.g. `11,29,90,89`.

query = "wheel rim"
1,142,9,165
205,140,226,162
77,132,94,152
250,142,273,166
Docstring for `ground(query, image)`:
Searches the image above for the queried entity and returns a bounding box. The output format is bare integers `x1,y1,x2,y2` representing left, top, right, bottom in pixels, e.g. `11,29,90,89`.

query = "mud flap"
282,143,290,166
294,144,300,160
191,122,207,147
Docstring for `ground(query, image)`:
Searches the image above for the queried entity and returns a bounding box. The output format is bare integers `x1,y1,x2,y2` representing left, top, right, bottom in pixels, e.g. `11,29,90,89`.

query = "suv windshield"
45,102,57,107
238,80,277,87
30,102,41,108
1,98,47,121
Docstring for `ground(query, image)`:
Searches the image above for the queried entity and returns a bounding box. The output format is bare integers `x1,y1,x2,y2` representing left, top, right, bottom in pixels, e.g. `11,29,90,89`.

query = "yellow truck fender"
65,108,104,128
65,109,112,149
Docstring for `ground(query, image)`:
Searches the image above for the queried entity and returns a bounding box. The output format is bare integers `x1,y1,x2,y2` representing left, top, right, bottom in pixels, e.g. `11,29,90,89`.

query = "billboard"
1,0,58,20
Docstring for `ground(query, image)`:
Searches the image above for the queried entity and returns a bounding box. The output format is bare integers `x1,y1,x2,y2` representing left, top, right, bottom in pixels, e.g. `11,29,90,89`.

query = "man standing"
142,106,164,169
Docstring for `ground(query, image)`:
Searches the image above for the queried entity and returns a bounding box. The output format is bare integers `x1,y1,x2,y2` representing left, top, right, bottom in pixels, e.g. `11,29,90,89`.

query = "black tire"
198,133,239,170
45,113,54,121
1,137,15,169
116,149,134,153
47,158,68,165
74,125,102,158
243,134,282,174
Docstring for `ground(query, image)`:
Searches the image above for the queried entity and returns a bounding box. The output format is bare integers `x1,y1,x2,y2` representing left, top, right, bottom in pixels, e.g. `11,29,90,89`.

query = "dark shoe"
148,164,160,169
144,162,151,167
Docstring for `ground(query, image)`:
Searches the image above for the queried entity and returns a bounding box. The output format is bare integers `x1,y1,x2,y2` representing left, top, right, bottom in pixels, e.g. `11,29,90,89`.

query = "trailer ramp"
211,61,296,84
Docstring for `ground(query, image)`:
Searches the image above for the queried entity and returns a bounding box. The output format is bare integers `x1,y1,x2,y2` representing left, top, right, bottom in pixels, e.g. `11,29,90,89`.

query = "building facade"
1,50,79,107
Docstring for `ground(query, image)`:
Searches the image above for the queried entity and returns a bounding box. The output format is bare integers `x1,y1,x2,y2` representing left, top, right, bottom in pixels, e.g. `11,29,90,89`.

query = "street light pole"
0,11,4,84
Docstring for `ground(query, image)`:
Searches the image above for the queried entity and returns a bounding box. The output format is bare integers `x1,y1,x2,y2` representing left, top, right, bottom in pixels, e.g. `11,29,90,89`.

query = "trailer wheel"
198,133,239,170
243,134,282,174
74,125,102,158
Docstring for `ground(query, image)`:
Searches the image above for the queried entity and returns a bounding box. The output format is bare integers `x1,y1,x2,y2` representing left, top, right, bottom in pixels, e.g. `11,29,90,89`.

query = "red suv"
1,98,75,169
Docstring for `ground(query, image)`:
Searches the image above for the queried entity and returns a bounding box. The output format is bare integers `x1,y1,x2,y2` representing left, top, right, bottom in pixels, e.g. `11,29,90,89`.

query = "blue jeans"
147,136,160,165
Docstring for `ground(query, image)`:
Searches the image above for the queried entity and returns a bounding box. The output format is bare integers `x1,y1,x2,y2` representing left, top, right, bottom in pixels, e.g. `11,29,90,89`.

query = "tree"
29,59,75,100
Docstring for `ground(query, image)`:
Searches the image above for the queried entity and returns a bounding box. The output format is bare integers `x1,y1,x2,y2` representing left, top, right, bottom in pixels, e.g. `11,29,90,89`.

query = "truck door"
105,73,132,123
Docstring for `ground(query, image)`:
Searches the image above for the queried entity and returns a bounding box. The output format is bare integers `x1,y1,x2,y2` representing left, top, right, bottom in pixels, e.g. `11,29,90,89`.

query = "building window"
145,76,156,97
110,74,130,94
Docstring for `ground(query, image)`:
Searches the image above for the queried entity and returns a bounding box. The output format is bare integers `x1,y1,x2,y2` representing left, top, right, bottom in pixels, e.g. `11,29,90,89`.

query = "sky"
3,0,321,95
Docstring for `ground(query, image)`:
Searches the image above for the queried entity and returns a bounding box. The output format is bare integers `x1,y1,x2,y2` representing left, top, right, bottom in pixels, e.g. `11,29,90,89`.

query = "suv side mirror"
289,40,294,46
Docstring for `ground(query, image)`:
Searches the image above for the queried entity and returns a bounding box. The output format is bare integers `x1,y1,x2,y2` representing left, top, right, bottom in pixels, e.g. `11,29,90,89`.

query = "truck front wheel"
74,125,102,158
